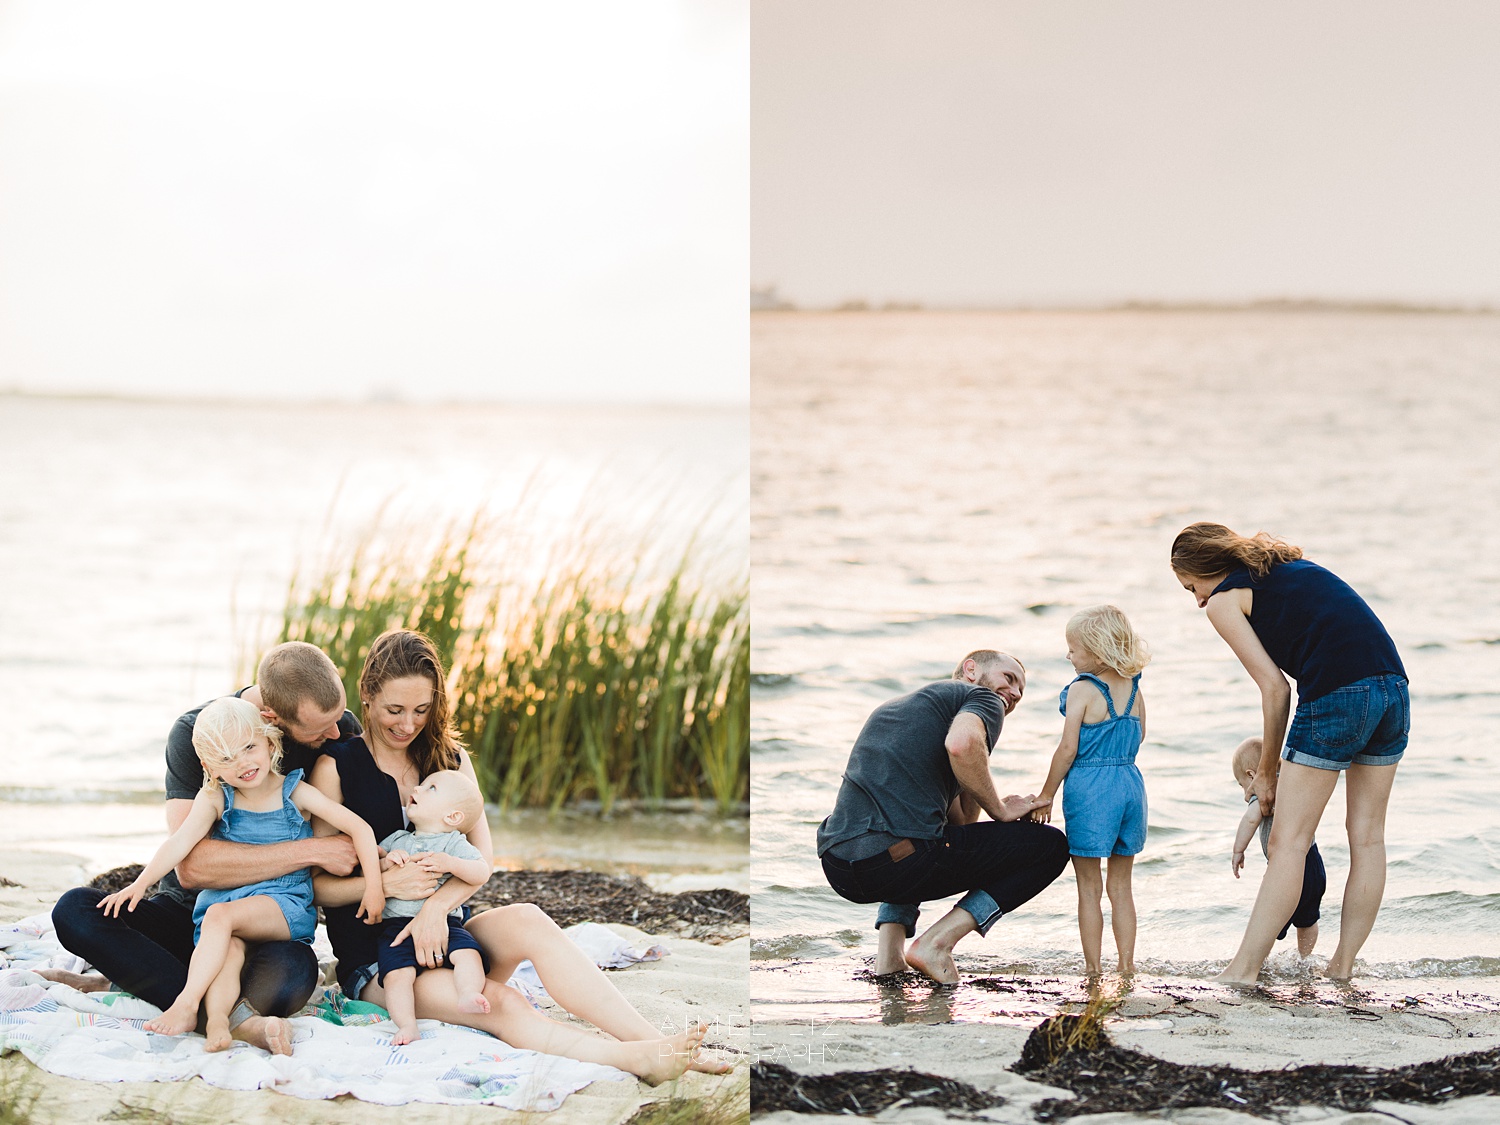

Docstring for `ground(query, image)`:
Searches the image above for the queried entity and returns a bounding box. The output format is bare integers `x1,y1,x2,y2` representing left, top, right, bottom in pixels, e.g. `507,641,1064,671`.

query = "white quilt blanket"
0,914,668,1111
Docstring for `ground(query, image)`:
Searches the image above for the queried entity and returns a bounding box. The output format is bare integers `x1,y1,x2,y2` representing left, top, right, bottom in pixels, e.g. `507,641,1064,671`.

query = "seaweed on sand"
1017,1009,1500,1119
750,1062,1003,1117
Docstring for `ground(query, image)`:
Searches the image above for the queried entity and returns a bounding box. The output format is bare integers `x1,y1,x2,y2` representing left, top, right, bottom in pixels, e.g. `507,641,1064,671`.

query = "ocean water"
0,394,747,877
750,310,1500,1019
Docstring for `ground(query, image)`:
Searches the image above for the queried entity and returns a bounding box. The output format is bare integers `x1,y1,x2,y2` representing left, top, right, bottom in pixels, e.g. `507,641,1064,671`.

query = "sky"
0,1,747,404
753,0,1500,310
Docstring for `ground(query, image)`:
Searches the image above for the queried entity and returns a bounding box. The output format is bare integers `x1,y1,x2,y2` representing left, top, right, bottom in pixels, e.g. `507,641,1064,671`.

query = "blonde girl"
1033,605,1151,976
99,696,384,1053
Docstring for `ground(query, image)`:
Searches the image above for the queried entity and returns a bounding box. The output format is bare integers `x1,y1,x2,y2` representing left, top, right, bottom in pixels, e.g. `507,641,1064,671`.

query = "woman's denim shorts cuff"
1282,745,1405,770
956,891,1003,937
874,903,919,938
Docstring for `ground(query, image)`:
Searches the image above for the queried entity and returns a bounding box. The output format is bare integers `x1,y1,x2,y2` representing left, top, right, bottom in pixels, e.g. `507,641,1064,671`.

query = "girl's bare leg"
449,948,491,1014
1072,857,1104,977
145,897,290,1036
202,938,246,1052
1217,762,1338,985
1326,762,1398,979
1105,856,1136,975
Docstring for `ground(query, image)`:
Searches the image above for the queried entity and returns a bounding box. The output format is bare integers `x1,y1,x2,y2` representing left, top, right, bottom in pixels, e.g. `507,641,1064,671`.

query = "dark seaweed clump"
750,1062,1003,1117
1017,1011,1500,1119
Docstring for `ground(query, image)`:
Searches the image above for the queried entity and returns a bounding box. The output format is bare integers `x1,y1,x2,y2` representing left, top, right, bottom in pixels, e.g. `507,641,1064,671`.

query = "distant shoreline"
751,292,1500,315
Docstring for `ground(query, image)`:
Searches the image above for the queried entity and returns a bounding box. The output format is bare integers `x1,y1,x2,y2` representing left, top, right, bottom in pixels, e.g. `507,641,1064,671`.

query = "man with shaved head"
817,650,1069,984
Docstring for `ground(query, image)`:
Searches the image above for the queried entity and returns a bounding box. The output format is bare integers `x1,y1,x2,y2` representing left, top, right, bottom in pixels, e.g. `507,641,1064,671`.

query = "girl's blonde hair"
192,696,284,789
1067,605,1151,677
1170,522,1302,580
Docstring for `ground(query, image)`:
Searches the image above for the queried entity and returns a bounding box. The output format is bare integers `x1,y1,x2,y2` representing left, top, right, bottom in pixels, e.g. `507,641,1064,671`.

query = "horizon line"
749,291,1500,316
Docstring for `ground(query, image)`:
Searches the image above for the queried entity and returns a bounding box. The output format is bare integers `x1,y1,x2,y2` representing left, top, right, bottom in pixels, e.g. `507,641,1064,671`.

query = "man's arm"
945,711,1006,821
170,797,358,890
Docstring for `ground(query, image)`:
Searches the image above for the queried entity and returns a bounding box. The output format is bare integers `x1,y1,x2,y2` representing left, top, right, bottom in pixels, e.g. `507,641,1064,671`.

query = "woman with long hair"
309,629,718,1082
1171,523,1408,984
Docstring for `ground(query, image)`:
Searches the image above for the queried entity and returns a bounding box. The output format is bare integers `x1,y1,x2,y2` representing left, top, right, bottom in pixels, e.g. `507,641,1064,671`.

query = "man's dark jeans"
822,820,1069,937
51,887,318,1018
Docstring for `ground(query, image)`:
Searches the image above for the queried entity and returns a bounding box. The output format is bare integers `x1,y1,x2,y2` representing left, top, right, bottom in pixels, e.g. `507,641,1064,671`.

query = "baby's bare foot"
457,992,491,1015
204,1018,233,1053
264,1016,294,1056
392,1024,421,1046
35,969,110,993
144,1002,198,1037
635,1021,708,1086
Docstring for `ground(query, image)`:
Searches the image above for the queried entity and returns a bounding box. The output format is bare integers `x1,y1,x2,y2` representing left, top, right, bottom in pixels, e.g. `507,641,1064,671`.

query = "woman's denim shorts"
1282,674,1409,771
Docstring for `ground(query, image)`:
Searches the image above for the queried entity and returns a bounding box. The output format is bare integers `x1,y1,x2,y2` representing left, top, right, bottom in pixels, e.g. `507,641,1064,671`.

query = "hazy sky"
0,1,747,403
754,1,1500,309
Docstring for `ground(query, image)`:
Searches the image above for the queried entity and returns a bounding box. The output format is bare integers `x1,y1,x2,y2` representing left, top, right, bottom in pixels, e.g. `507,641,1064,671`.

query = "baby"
1230,737,1326,956
378,769,493,1044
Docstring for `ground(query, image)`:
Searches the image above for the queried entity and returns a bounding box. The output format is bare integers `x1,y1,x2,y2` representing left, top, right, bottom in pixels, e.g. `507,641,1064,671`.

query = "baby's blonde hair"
192,696,284,789
425,770,485,834
1066,605,1151,676
1231,736,1263,781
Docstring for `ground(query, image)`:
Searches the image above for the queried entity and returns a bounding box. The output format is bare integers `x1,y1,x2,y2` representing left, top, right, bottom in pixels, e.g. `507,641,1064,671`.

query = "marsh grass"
624,1076,749,1125
0,1063,37,1125
274,503,748,813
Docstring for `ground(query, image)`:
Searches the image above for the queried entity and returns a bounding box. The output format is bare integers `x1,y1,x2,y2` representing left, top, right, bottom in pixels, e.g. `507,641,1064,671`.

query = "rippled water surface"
751,310,1500,1018
0,394,747,875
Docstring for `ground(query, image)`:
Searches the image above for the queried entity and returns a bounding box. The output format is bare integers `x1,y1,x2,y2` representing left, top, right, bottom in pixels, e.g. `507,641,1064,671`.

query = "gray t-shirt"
378,828,486,918
816,680,1005,858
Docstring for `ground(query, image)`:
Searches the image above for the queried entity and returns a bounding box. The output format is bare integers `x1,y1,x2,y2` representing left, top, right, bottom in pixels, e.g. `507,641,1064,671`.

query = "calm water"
751,310,1500,1019
0,394,747,878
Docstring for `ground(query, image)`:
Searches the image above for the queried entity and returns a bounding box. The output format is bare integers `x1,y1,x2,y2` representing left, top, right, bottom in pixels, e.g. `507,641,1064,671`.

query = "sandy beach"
750,969,1500,1123
0,847,749,1124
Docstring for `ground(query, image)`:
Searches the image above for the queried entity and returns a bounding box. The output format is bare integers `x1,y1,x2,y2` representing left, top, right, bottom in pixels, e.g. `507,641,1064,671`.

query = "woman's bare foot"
392,1026,421,1045
632,1021,708,1086
457,992,491,1015
35,969,110,993
1213,969,1260,987
204,1017,233,1053
263,1016,294,1056
144,1002,199,1036
904,938,959,985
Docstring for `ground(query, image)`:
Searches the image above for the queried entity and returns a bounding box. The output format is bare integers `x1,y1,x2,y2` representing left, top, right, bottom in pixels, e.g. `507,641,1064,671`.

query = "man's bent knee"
239,941,318,1018
52,887,103,944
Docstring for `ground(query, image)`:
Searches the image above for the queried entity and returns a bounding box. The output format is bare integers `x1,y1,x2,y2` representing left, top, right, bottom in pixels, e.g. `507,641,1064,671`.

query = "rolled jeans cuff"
875,902,919,938
956,890,1003,936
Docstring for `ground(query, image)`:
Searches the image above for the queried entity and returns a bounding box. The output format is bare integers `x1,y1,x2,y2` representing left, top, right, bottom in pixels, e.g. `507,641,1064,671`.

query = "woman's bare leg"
1326,762,1398,979
465,904,660,1040
362,972,705,1085
1217,763,1338,985
1105,856,1136,975
202,938,246,1052
1073,858,1103,977
145,897,290,1036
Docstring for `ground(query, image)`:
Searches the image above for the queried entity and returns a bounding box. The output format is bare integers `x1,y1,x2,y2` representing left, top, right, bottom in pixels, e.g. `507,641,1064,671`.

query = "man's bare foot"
231,1014,294,1055
457,992,491,1015
633,1021,708,1086
204,1017,233,1053
874,952,909,976
392,1024,421,1046
144,1002,199,1036
35,969,110,993
904,938,959,985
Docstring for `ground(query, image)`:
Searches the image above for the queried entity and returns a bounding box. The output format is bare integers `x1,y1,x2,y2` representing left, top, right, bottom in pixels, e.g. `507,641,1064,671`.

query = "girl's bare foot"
35,969,110,993
264,1016,294,1056
204,1017,233,1053
633,1021,708,1086
457,992,491,1015
144,1002,199,1036
392,1024,421,1046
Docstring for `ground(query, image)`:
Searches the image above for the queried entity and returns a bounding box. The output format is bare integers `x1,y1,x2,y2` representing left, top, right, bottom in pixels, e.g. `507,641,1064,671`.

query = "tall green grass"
273,506,748,814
